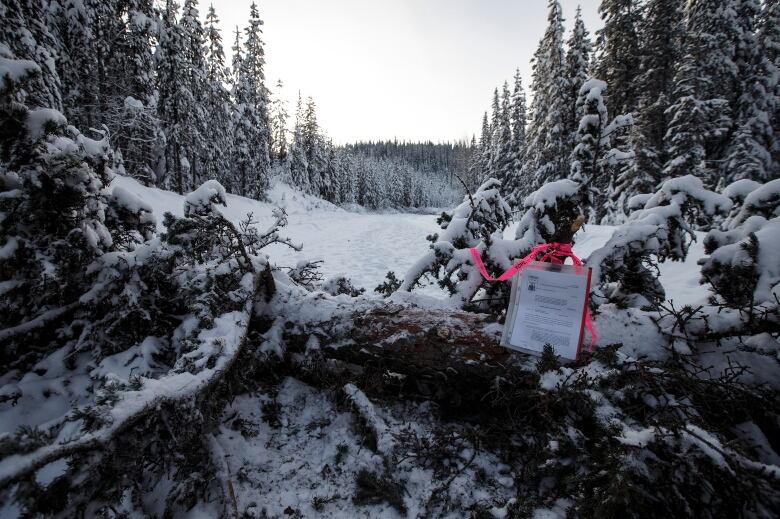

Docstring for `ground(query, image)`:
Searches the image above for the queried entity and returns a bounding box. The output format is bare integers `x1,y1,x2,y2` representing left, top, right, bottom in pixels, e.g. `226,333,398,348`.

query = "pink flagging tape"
469,243,598,351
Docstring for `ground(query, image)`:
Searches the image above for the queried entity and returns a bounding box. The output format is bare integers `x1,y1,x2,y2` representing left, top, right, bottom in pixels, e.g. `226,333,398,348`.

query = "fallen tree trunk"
286,303,538,416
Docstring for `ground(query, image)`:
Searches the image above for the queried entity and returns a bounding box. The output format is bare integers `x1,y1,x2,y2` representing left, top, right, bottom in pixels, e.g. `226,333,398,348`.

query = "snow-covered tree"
400,178,517,312
758,0,780,173
0,59,148,372
570,79,633,222
289,92,309,191
493,82,514,185
563,6,592,149
593,0,642,117
478,111,491,183
663,0,739,186
230,2,271,198
486,88,501,179
509,69,527,189
588,175,732,305
240,1,271,193
322,141,340,203
697,178,779,347
521,0,569,198
302,96,326,197
202,3,233,187
156,0,195,193
271,78,289,163
723,0,776,182
0,0,62,110
178,0,208,187
46,0,95,128
466,134,482,193
514,178,589,247
626,0,684,196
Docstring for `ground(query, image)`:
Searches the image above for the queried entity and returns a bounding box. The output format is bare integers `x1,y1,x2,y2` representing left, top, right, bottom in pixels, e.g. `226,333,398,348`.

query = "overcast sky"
210,0,603,144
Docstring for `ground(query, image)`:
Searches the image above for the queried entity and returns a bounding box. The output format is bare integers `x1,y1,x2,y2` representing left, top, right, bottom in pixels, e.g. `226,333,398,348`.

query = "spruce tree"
156,0,198,193
90,0,131,121
479,111,491,183
289,92,309,191
239,1,271,197
0,0,62,110
570,79,633,222
758,0,780,174
494,82,514,185
230,6,271,199
593,0,642,117
663,0,739,185
628,0,684,194
179,0,208,187
724,0,776,182
521,0,568,197
323,142,341,203
509,69,527,184
466,134,482,193
47,0,94,128
123,0,158,106
563,6,592,150
203,3,232,187
271,78,289,164
303,96,325,196
487,88,502,179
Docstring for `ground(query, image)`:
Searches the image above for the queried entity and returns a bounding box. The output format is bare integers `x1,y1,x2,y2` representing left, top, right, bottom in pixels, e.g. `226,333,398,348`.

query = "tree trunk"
287,304,536,416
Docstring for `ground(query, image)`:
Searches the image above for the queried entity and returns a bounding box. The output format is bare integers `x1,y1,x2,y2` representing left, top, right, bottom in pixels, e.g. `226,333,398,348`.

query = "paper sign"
501,261,592,361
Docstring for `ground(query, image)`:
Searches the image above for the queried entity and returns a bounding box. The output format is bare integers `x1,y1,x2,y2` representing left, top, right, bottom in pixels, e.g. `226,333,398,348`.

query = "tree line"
471,0,779,223
1,0,461,208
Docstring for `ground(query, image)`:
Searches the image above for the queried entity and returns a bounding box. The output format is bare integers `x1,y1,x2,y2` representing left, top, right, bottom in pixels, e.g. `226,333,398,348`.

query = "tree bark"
290,304,537,414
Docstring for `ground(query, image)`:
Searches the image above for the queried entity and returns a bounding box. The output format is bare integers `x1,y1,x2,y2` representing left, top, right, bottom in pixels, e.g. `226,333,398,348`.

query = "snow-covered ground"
112,176,709,306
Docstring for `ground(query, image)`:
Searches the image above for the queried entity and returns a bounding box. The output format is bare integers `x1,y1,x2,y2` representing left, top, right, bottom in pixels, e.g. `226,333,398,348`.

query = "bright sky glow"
210,0,602,143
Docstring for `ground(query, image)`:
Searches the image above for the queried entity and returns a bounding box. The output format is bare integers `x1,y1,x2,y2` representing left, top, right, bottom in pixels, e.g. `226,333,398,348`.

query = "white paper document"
501,261,591,361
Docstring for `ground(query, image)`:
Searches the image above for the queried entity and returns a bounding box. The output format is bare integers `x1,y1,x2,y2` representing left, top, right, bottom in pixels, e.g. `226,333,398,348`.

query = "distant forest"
1,0,463,210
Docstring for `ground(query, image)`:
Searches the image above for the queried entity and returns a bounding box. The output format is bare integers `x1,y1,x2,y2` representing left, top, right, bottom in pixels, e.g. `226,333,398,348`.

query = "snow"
0,54,40,84
644,174,733,216
523,179,581,211
24,108,67,141
111,175,710,307
742,178,780,210
34,457,69,487
123,95,144,112
213,378,517,518
722,178,761,200
183,179,227,216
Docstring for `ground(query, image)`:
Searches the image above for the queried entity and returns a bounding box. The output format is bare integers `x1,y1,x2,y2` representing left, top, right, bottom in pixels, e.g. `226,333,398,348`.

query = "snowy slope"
111,176,709,306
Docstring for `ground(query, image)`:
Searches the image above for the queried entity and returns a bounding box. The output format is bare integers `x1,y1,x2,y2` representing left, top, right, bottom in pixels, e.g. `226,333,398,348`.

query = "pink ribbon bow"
469,243,598,352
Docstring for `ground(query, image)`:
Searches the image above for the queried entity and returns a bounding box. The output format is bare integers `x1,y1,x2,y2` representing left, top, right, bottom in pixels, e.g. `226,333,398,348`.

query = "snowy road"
114,176,708,306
